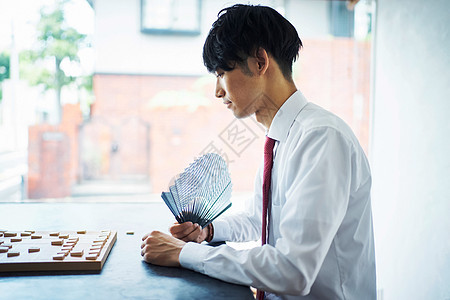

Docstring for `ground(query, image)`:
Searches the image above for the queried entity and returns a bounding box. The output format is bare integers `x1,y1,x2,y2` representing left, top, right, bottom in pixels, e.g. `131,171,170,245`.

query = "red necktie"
257,136,276,300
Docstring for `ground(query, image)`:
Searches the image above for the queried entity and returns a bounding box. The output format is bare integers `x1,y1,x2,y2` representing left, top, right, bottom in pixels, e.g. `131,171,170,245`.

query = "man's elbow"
263,268,315,296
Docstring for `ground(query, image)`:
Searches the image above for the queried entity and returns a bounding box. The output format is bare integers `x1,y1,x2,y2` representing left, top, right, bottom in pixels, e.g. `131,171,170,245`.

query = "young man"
141,4,376,299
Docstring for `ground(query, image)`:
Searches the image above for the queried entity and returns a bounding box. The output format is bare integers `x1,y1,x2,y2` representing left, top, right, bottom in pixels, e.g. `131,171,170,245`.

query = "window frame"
140,0,202,36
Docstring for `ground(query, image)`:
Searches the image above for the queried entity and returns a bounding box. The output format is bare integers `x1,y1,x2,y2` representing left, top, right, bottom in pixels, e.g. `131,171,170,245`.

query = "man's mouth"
223,100,232,105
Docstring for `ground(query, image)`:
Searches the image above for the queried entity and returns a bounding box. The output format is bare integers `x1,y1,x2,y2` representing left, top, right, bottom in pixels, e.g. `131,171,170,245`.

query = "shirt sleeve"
180,127,353,296
211,164,264,243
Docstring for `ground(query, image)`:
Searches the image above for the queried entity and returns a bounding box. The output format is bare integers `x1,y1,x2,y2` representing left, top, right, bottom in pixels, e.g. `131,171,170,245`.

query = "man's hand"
169,222,209,243
141,231,186,267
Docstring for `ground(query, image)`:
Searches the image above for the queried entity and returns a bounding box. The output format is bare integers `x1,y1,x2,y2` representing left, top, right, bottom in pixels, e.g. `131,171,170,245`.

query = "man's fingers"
142,232,152,241
141,230,161,244
139,231,185,267
170,222,193,235
170,222,201,240
141,237,150,249
141,244,149,256
180,225,202,242
143,252,152,263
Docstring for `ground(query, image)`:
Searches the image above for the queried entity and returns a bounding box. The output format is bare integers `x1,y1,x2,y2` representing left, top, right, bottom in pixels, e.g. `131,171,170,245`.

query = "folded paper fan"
161,153,232,228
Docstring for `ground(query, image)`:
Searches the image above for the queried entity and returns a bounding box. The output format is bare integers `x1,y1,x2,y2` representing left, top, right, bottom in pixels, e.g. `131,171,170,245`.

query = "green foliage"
78,75,93,91
36,3,85,64
0,52,10,82
20,0,92,113
19,50,52,88
0,52,10,102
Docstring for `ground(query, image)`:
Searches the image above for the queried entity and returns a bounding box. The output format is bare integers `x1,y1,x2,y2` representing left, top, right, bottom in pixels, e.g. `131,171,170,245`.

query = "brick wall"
28,104,82,198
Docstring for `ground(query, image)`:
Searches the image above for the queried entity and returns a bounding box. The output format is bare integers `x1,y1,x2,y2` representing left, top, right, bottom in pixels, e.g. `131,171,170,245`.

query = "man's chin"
233,110,253,119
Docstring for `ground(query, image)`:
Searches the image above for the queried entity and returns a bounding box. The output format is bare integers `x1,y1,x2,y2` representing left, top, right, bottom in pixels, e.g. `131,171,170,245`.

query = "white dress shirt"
180,90,376,299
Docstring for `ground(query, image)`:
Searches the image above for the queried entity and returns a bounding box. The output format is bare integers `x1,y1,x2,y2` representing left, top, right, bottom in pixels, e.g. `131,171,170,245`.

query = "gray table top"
0,202,254,300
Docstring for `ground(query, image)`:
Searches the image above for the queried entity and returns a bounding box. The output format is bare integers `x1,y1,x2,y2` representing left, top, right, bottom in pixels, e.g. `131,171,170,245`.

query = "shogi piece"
53,254,65,260
51,240,64,246
7,252,20,257
85,254,98,260
0,230,117,272
57,250,70,256
70,250,84,257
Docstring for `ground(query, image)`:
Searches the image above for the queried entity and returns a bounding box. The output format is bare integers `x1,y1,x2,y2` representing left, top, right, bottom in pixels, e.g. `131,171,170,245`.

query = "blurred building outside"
0,0,374,202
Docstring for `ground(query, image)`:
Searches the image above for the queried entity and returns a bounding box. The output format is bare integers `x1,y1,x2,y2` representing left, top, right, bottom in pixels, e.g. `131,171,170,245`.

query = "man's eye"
216,73,224,78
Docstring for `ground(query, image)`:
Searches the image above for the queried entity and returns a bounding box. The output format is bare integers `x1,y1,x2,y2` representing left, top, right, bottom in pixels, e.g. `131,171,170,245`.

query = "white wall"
371,0,450,299
91,0,328,76
93,0,207,76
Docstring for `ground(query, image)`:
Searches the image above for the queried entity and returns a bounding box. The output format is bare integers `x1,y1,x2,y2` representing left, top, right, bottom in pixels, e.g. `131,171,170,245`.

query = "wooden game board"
0,230,117,272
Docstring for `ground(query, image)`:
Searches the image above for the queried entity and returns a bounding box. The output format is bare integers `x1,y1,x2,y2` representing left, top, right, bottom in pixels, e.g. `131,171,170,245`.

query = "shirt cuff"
210,218,230,242
179,242,210,273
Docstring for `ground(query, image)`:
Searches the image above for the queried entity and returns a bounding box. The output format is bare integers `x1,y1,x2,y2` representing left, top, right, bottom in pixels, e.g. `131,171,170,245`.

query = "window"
141,0,201,35
330,1,355,37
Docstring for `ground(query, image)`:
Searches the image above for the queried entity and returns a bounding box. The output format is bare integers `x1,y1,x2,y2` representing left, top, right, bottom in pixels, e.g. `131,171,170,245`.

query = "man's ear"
255,47,269,75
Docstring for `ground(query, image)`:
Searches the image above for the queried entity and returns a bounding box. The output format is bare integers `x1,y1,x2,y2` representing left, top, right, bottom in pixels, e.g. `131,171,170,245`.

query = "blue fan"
161,153,232,228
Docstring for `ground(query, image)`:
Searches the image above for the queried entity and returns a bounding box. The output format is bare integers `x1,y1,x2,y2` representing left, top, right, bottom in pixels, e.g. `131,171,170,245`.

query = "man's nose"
215,80,225,98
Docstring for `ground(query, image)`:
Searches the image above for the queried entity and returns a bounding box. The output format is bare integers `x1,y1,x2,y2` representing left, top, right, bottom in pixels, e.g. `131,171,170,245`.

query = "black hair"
203,4,302,79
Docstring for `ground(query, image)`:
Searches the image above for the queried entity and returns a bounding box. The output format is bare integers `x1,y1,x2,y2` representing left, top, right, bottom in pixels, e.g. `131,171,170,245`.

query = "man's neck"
255,80,297,129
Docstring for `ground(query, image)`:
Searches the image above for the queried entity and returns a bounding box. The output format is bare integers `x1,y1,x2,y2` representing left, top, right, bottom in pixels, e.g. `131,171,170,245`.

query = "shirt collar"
267,90,308,143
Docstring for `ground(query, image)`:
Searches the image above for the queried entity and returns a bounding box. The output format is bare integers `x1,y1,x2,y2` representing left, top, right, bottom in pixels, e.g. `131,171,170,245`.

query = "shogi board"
0,230,117,272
